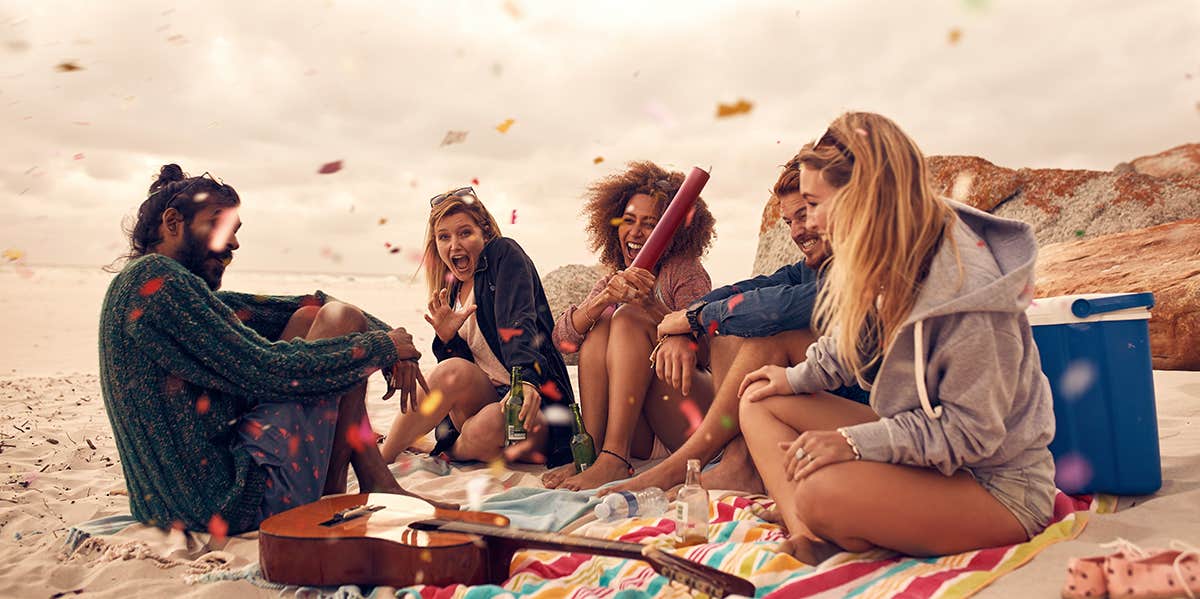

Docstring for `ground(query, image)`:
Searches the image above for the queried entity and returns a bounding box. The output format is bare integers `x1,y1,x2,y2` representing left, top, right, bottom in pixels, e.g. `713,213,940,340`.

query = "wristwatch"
685,300,708,336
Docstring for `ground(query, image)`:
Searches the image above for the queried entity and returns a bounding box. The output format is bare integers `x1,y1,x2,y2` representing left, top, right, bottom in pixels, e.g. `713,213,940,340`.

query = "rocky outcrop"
926,158,1200,247
542,263,608,364
756,155,1200,276
1035,219,1200,371
752,143,1200,370
1128,143,1200,179
927,156,1023,212
752,194,802,276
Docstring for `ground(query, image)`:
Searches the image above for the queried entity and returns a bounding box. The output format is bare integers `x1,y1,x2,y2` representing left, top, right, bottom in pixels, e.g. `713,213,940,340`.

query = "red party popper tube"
629,166,710,271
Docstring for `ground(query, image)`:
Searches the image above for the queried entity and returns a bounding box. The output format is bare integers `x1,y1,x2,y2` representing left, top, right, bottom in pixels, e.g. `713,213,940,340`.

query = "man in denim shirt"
601,155,867,496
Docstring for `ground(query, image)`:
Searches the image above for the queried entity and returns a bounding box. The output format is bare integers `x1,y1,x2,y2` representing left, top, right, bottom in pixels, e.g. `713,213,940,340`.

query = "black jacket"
432,237,576,467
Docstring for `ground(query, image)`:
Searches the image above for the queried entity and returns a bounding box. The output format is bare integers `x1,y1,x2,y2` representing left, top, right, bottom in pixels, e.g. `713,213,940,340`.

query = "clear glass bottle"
676,459,709,546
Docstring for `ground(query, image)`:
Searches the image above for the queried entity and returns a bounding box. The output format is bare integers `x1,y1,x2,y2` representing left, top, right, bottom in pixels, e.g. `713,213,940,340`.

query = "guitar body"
259,493,510,588
261,493,755,597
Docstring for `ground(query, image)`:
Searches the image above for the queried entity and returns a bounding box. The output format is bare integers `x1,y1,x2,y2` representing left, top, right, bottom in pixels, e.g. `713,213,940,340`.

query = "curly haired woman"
542,161,717,490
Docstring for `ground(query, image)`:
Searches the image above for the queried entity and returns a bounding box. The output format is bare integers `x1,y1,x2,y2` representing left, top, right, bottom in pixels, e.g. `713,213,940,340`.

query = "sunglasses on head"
159,171,227,207
810,127,855,163
429,186,477,207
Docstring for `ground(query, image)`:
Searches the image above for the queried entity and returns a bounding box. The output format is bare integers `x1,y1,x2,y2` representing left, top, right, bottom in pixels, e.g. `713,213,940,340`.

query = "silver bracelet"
836,427,862,460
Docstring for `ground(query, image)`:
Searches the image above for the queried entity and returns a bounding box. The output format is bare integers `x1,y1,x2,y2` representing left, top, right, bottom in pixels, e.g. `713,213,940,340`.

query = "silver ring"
794,447,806,461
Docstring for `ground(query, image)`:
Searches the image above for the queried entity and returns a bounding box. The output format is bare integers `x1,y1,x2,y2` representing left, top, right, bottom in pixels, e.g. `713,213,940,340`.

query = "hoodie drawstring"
913,319,943,419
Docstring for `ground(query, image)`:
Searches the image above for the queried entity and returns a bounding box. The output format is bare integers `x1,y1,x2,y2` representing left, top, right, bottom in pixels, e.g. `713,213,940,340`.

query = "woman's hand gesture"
425,288,476,343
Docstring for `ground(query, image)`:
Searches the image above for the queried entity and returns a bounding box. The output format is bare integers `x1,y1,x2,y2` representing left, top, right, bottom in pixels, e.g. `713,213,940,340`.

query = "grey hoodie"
785,202,1055,476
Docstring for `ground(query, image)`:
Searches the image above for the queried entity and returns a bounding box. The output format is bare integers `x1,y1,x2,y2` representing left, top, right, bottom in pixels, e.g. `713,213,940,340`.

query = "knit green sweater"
98,254,399,533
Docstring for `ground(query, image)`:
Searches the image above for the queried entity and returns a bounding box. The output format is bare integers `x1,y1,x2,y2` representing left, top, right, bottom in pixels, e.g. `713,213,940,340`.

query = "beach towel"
386,490,1087,599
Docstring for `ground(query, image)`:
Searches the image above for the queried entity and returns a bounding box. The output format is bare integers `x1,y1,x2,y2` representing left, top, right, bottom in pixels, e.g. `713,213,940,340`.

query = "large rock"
928,156,1023,212
751,194,802,276
1035,219,1200,370
541,263,608,365
1128,143,1200,179
993,169,1200,246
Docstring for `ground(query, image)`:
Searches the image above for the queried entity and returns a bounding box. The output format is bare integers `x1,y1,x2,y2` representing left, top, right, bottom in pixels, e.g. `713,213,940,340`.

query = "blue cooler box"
1026,292,1161,495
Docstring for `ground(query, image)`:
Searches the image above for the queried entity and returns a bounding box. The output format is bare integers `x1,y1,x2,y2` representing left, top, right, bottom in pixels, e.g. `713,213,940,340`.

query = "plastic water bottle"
594,488,669,521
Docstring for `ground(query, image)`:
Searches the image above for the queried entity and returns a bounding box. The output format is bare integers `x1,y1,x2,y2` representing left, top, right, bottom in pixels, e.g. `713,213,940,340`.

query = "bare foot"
777,533,841,565
699,441,765,495
560,452,635,491
541,463,576,489
597,459,686,497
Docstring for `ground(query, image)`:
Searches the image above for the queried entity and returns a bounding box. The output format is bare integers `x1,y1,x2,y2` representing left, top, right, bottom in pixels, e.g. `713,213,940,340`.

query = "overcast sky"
1,0,1197,283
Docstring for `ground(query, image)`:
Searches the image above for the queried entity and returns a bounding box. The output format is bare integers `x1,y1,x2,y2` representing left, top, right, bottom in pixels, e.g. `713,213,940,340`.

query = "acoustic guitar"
259,493,755,597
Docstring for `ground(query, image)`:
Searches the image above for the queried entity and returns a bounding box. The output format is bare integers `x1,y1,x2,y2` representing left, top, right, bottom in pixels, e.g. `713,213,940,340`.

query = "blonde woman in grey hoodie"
737,112,1056,563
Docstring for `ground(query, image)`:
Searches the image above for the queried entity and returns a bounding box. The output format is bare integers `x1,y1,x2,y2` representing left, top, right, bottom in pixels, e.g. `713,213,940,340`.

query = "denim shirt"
696,260,869,404
696,260,820,338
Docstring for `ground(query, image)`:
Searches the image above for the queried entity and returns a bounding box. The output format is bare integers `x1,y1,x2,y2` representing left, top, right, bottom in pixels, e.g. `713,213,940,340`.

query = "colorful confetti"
207,514,228,541
317,160,343,174
466,475,489,511
726,293,744,312
471,177,480,185
556,340,578,354
707,320,719,336
495,118,515,133
1055,452,1093,491
720,414,734,429
128,308,144,322
55,61,83,72
539,380,563,401
679,400,702,434
420,389,443,416
716,98,753,118
948,28,963,45
139,277,165,297
498,327,524,342
1060,360,1097,400
208,207,239,252
543,404,572,426
73,153,84,160
378,217,388,225
1074,230,1086,237
2,248,24,262
951,171,975,203
195,395,210,415
503,0,522,19
440,130,468,146
610,217,623,227
510,209,517,224
593,156,604,164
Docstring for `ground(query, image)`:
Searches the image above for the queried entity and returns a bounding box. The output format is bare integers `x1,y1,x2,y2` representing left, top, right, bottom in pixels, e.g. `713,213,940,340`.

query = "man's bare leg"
697,435,764,494
298,302,403,494
600,329,815,496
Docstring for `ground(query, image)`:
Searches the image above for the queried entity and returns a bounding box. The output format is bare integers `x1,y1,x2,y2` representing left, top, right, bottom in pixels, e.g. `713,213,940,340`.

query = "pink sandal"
1063,539,1200,599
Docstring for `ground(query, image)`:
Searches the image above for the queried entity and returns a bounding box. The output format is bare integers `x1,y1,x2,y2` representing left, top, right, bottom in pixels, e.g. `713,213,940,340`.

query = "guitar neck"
414,519,643,561
412,518,755,598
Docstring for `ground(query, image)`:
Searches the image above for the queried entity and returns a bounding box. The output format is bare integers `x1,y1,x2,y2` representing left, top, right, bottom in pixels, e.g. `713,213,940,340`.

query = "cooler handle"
1070,292,1155,318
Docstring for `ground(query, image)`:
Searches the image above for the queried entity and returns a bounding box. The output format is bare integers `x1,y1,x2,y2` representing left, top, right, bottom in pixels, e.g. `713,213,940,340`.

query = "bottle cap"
594,502,611,519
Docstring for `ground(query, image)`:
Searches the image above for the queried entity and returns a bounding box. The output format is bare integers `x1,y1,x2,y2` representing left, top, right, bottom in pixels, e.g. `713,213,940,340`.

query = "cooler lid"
1026,292,1155,326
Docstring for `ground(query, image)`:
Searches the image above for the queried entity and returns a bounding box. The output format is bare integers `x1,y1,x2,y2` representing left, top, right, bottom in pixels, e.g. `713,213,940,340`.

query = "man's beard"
179,227,230,290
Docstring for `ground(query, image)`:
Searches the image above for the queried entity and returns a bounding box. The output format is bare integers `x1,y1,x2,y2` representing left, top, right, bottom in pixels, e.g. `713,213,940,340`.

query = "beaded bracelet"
836,427,862,460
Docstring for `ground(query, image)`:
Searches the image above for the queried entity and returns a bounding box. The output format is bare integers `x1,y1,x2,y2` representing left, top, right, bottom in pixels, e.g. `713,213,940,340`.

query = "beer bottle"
569,402,597,473
504,367,526,446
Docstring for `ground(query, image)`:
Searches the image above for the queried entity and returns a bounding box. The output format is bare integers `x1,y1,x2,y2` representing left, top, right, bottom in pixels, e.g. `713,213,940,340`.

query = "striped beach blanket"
395,491,1088,599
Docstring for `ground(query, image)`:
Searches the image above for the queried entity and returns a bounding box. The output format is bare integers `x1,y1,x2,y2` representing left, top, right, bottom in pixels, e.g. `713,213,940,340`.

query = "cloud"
0,0,1196,283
